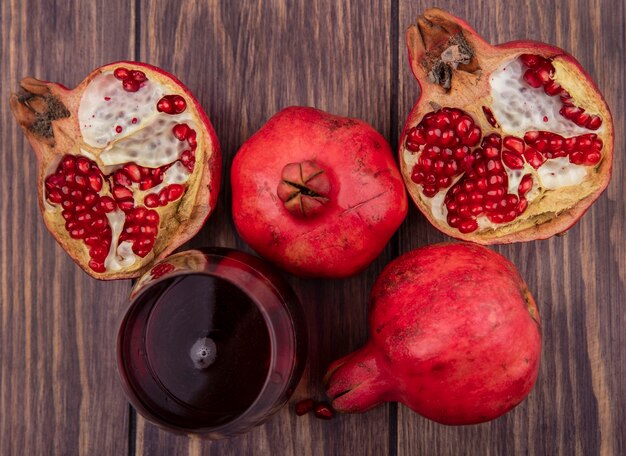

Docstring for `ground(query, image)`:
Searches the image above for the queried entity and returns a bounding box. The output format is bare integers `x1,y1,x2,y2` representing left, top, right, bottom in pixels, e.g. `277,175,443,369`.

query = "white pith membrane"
44,70,199,273
403,55,605,233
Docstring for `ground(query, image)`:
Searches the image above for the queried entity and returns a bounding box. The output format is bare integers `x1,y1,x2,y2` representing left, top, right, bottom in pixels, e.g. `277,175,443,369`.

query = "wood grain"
0,1,134,455
397,1,626,455
0,0,624,455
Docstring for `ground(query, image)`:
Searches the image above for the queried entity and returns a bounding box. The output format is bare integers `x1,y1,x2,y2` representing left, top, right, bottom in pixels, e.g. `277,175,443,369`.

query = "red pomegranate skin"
231,107,408,278
325,243,541,425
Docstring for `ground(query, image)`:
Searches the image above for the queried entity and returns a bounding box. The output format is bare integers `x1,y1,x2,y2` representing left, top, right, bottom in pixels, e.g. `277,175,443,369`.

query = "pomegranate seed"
145,194,159,208
407,127,427,148
586,115,602,130
69,227,86,239
455,116,473,136
584,152,601,165
100,196,116,212
61,156,76,170
172,123,190,141
172,95,187,113
76,157,91,174
482,106,498,128
523,69,542,88
524,147,546,169
313,402,334,420
560,105,581,120
114,67,129,80
502,151,524,169
123,79,140,92
89,245,108,261
131,70,147,82
187,129,197,148
123,163,142,182
88,260,106,273
535,65,553,84
517,197,529,214
560,92,574,106
422,186,437,197
464,127,481,147
544,80,562,96
157,190,168,206
91,218,107,230
575,111,590,126
145,210,159,224
519,54,540,68
569,151,585,164
503,136,524,155
157,97,173,114
132,207,148,221
118,199,135,212
47,189,63,203
84,234,100,246
518,174,533,196
547,135,564,151
458,219,478,233
115,171,131,186
295,399,314,416
76,211,92,223
484,146,499,159
167,184,185,201
88,173,102,192
113,185,133,200
447,214,461,227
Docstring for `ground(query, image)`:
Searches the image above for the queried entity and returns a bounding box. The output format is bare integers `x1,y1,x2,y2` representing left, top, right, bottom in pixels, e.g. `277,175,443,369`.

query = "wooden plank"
0,1,134,454
136,1,394,454
396,1,625,455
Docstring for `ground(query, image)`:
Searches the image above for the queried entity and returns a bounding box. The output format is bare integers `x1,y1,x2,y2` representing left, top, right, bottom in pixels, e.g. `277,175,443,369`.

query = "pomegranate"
10,62,221,279
231,107,407,278
325,243,541,425
400,8,613,243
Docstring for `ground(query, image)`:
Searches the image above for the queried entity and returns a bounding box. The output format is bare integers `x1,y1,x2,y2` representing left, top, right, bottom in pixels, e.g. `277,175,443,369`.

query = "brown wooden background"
1,0,624,455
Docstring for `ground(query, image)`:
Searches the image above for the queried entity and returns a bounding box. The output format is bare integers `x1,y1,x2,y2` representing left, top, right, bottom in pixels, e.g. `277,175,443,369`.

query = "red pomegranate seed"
586,115,602,130
295,399,314,416
145,210,159,224
172,95,187,113
458,219,478,233
88,260,106,273
144,194,159,208
313,402,334,420
187,129,197,148
113,185,133,200
118,199,135,212
100,196,116,212
89,245,108,261
76,157,91,174
114,67,129,80
523,147,546,169
167,184,185,201
523,69,542,88
520,54,540,68
157,190,168,206
122,79,140,92
61,155,76,170
48,189,63,203
482,106,499,128
543,80,562,96
88,173,102,192
172,123,190,141
123,163,142,182
502,151,524,169
517,197,529,214
157,97,173,114
503,136,524,155
584,152,601,165
131,70,147,82
518,174,533,196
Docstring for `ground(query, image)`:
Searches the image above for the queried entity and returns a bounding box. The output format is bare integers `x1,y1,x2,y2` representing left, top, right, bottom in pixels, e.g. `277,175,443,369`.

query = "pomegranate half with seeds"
11,62,221,279
400,8,613,242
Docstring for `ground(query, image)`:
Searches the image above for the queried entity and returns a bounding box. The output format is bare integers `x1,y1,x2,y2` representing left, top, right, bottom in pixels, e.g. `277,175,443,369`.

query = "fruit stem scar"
276,160,331,218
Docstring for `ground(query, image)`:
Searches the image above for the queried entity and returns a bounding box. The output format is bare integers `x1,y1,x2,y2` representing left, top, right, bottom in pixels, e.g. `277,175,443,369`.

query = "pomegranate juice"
117,249,306,436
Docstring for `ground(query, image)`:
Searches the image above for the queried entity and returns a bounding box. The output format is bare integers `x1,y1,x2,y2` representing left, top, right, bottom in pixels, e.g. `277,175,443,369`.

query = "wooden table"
1,1,624,454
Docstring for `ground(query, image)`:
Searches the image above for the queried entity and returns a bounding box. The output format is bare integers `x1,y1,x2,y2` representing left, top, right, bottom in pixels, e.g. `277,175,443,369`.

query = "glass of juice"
116,247,307,437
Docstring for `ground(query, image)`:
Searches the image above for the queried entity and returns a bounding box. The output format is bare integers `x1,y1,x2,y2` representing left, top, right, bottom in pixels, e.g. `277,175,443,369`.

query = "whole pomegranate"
10,62,221,279
231,107,407,278
325,243,541,425
400,8,613,243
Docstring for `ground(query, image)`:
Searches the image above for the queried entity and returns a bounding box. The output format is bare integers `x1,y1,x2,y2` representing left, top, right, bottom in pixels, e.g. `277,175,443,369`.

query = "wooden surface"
0,0,624,455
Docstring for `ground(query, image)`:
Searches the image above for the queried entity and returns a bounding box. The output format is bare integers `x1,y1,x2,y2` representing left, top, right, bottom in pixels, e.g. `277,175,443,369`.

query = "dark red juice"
117,248,306,436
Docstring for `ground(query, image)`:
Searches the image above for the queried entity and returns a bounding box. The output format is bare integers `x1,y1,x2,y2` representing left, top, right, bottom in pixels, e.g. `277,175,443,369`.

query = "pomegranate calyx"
413,8,478,90
277,160,330,218
11,78,70,143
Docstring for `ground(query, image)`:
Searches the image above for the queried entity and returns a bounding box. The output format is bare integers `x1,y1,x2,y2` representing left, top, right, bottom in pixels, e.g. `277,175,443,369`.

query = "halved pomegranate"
400,8,613,243
11,62,221,279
